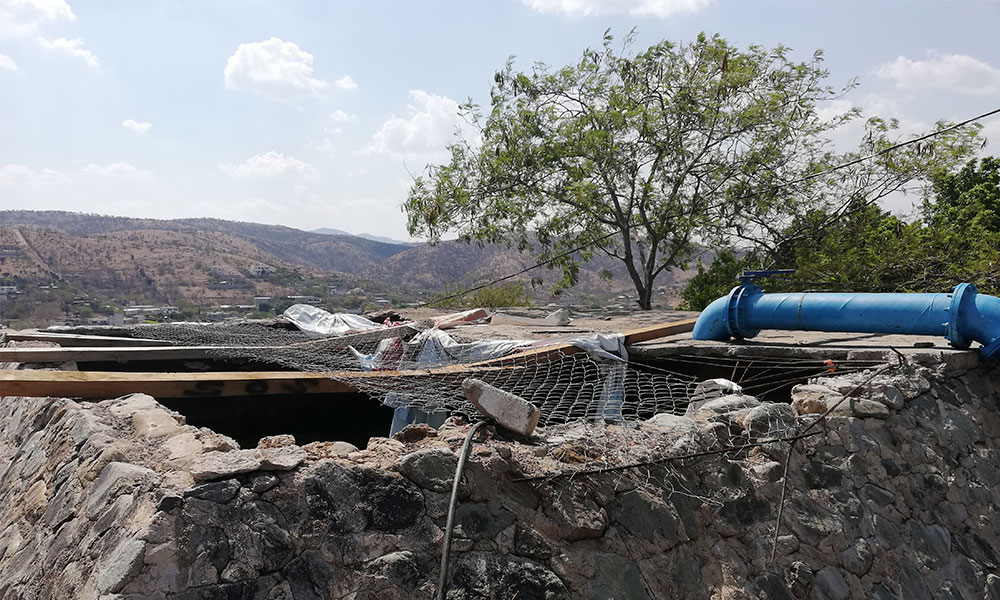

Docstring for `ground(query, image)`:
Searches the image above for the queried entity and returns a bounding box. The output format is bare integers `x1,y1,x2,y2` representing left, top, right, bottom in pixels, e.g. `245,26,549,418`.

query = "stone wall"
1,351,999,599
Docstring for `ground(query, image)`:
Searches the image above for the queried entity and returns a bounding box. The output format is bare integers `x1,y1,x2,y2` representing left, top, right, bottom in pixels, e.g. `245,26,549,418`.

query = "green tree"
404,31,980,309
677,250,744,310
428,280,533,309
680,157,1000,309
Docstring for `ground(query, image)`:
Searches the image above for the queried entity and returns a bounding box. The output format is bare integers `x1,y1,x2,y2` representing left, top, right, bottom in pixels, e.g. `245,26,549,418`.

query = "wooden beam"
461,317,699,367
0,369,354,398
3,323,421,351
621,318,699,345
0,346,290,363
3,331,172,347
0,363,518,399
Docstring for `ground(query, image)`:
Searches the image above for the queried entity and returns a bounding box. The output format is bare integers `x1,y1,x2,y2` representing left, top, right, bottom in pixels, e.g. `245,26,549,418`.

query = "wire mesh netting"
94,318,881,428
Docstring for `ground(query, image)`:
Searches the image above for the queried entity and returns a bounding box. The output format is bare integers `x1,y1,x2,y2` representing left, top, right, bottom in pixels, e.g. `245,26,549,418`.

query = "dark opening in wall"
158,393,395,450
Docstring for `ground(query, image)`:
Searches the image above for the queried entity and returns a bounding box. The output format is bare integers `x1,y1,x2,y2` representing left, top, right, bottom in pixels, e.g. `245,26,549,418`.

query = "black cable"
437,420,487,600
418,106,1000,308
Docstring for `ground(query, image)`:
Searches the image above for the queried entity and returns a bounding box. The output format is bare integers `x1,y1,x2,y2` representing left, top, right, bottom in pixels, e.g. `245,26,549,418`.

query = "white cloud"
0,163,70,185
224,37,326,100
334,74,358,90
330,109,356,122
981,116,1000,153
815,99,856,124
360,90,473,162
0,54,18,71
34,35,99,67
0,0,74,37
81,162,154,180
520,0,713,17
220,151,320,180
874,52,1000,95
122,119,152,134
0,0,100,68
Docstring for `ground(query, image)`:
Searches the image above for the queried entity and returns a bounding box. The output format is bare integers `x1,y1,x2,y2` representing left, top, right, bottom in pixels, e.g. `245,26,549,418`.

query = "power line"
418,106,1000,308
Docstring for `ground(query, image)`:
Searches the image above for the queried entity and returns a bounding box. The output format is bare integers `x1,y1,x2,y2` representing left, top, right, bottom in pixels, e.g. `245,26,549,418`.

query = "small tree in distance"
404,31,981,309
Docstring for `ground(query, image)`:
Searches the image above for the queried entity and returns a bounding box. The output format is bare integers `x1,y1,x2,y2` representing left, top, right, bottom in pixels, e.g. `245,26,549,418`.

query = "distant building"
286,295,321,306
0,285,18,298
248,264,274,277
210,265,235,278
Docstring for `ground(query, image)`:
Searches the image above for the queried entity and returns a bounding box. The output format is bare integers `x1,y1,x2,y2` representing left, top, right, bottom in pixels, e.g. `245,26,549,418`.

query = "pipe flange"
726,284,761,340
947,283,977,349
981,338,1000,363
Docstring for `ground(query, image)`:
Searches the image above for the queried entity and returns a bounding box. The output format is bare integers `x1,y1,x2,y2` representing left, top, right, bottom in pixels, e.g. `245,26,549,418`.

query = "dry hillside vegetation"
1,212,705,306
0,226,325,301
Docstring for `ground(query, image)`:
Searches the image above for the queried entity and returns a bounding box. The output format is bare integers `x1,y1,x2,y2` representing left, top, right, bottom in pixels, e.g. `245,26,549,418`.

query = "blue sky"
2,0,999,240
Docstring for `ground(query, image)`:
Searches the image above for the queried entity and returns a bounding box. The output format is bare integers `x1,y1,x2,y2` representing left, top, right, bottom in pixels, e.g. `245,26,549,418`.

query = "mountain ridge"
0,210,699,308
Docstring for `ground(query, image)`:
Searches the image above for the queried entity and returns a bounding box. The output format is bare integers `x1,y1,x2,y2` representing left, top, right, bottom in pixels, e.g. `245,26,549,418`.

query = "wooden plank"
0,345,354,363
460,317,699,367
0,326,445,364
0,364,518,399
3,331,172,347
0,369,353,398
621,318,699,344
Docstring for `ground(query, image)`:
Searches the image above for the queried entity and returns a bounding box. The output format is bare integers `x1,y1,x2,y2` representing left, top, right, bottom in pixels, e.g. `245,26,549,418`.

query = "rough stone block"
97,536,146,594
462,378,540,436
86,461,155,519
398,448,458,492
190,450,262,482
132,408,182,439
258,434,296,449
259,446,306,471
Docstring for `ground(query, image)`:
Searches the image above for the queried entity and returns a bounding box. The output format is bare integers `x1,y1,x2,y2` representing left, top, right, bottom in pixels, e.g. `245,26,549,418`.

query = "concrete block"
462,378,540,436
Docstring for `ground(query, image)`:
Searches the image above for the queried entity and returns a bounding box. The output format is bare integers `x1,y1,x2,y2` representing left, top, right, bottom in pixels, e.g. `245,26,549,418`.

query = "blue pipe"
692,282,1000,361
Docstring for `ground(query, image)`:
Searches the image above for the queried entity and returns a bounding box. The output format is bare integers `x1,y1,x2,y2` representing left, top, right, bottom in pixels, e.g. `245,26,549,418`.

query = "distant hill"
1,211,409,274
362,239,702,304
0,211,704,308
312,227,415,246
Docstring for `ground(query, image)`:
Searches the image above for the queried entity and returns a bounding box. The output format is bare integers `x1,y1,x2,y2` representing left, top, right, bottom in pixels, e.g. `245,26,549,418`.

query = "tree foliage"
679,157,1000,309
404,31,981,309
428,280,533,309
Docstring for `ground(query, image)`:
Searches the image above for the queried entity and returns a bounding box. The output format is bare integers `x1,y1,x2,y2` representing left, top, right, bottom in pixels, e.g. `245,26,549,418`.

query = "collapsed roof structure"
2,301,999,599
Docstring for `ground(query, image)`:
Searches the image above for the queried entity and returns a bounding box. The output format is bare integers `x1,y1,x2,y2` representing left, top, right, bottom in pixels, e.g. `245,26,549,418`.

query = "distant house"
0,285,18,298
210,265,234,278
248,264,274,277
286,295,321,306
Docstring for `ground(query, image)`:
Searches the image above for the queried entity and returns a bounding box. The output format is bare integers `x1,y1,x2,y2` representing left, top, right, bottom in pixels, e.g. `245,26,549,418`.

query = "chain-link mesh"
89,320,878,428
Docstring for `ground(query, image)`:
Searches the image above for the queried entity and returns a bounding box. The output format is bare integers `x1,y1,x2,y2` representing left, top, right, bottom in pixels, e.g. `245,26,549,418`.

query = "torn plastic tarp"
568,333,628,422
693,378,743,400
568,333,628,363
381,328,533,370
381,329,534,435
282,304,382,336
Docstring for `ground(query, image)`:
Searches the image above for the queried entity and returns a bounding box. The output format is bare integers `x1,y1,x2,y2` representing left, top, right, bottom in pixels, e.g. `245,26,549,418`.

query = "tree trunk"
636,276,654,310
